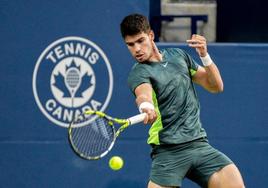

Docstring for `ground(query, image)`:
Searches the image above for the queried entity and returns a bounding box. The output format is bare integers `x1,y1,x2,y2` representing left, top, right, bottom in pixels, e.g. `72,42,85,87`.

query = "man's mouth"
136,54,144,60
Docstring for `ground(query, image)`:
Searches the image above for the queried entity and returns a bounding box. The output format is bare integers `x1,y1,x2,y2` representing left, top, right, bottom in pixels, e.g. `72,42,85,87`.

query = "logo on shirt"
32,36,113,127
161,61,169,68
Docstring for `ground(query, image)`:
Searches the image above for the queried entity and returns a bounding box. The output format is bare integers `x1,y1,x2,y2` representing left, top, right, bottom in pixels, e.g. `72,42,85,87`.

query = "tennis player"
120,14,245,188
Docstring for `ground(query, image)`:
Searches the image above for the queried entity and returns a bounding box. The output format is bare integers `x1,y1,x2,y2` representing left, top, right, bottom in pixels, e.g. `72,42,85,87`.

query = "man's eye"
138,39,144,43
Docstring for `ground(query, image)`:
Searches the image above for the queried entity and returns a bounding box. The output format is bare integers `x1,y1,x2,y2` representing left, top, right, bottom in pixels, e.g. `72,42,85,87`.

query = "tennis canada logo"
33,36,113,127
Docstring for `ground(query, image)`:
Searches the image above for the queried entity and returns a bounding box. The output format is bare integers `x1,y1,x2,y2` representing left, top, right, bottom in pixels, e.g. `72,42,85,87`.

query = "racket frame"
68,110,146,160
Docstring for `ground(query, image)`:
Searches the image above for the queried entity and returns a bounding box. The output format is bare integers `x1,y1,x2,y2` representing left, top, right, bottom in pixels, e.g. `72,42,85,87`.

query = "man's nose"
134,44,141,53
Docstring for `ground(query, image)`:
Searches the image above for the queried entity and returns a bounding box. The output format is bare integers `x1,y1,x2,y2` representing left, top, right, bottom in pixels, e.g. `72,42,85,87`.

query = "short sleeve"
175,49,199,77
127,64,151,94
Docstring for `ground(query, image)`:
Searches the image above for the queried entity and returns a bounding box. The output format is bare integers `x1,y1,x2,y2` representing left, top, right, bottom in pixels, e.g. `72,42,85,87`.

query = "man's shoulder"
130,62,150,71
128,62,150,78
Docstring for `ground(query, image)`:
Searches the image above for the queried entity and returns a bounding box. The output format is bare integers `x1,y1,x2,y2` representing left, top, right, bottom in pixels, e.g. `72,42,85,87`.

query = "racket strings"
70,116,115,158
66,68,80,89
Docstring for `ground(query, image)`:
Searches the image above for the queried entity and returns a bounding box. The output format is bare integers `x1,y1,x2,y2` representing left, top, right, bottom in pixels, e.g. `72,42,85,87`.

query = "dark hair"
120,14,151,38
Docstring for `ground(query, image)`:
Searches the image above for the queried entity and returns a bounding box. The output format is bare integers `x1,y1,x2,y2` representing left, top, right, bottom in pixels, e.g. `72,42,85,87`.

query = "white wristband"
200,53,213,66
138,102,154,113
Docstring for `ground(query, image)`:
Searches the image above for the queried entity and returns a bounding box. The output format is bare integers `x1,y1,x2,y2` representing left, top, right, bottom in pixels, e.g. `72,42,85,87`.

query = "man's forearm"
204,63,224,93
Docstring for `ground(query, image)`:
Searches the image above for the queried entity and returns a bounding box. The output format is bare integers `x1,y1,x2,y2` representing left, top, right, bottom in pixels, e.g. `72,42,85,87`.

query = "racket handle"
128,113,146,125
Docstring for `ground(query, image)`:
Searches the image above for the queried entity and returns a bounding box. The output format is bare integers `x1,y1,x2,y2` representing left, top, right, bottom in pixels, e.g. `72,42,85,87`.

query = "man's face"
124,31,154,63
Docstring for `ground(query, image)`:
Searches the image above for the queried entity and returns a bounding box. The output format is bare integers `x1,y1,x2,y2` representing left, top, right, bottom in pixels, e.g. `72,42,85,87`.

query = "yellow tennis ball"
109,156,124,170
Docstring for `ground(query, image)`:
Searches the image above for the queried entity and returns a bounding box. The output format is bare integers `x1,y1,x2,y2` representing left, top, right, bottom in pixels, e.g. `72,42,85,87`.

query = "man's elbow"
210,83,224,93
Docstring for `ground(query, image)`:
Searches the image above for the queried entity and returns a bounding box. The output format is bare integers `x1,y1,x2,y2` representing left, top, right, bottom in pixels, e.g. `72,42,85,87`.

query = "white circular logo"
33,36,113,127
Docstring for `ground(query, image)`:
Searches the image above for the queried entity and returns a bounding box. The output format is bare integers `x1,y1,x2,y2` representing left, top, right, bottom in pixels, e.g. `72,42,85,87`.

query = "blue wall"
1,1,268,187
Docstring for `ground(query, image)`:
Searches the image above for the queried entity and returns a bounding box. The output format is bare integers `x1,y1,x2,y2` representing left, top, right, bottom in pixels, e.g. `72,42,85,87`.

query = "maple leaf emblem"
53,59,93,98
75,74,93,97
53,72,71,97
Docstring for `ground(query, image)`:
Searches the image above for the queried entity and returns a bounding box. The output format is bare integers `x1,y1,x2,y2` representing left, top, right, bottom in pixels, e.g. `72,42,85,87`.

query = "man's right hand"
141,108,157,124
134,83,157,124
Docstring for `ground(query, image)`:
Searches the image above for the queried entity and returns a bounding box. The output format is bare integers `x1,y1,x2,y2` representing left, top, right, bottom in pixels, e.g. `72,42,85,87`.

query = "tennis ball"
109,156,124,170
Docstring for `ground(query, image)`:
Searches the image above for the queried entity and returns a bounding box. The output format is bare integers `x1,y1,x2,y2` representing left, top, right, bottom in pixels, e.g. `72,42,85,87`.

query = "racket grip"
128,113,146,125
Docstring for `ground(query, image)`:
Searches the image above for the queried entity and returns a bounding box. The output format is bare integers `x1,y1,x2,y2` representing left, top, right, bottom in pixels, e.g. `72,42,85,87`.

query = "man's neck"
148,50,163,62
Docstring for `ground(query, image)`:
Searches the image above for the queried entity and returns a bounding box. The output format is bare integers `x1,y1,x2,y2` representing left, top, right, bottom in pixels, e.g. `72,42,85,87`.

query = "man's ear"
149,30,155,41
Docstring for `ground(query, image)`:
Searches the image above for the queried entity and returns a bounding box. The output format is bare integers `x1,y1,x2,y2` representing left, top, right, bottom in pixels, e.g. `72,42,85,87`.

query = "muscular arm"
135,83,153,105
193,63,223,93
134,83,157,124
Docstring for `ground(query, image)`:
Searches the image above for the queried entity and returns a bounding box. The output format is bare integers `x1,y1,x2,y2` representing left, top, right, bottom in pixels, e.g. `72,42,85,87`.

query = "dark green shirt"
128,48,207,145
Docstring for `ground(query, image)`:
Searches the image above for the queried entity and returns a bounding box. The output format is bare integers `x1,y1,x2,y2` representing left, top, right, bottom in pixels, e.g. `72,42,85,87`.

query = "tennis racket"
68,110,146,160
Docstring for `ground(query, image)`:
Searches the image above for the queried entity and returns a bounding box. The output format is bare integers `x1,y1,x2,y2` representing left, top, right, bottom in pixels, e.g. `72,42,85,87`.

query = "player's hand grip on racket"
128,113,147,125
68,110,146,160
140,108,157,124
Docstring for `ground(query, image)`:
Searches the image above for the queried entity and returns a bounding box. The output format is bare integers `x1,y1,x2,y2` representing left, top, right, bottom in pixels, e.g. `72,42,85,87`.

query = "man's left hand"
186,34,207,57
